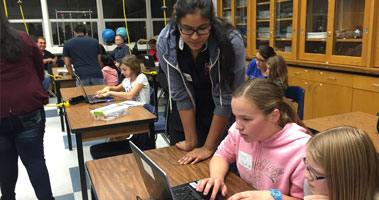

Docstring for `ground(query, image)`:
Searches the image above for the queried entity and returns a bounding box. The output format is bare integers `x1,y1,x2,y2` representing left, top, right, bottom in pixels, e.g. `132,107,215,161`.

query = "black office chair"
285,86,305,120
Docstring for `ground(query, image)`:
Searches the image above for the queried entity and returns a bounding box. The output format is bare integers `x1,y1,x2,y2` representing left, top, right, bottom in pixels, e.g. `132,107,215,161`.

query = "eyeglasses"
179,24,212,35
255,57,265,63
303,157,325,180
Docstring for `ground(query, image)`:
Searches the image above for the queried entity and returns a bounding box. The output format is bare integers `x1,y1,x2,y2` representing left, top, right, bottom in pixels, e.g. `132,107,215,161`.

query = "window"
102,0,146,18
10,23,43,40
105,22,146,43
47,0,97,19
51,22,98,46
153,21,166,36
5,0,42,19
151,0,174,18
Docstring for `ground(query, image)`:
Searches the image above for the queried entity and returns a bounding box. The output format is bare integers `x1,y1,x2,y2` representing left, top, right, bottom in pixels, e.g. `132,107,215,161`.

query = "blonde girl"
304,126,379,200
266,55,289,92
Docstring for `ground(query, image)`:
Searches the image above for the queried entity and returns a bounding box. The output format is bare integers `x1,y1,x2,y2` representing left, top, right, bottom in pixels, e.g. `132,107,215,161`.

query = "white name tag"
183,73,193,82
238,151,252,170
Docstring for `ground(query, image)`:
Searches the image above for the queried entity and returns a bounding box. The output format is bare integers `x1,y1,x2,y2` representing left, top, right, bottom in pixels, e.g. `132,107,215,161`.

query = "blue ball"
116,27,128,40
102,29,115,42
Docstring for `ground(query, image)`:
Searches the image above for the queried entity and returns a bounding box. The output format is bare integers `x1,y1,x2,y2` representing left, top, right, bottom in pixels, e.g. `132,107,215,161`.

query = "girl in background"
96,54,150,104
304,126,379,200
266,55,289,92
197,78,310,200
100,54,119,86
245,46,276,80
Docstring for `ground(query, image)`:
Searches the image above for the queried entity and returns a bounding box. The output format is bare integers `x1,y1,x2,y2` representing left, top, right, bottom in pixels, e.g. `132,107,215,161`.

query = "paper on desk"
57,68,68,73
120,100,145,107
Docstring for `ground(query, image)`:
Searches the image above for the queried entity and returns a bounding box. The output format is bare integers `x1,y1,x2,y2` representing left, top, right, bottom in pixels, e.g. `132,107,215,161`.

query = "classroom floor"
2,94,169,200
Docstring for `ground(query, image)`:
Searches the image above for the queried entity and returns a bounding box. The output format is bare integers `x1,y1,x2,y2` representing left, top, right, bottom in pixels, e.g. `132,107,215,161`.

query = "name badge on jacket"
238,151,252,170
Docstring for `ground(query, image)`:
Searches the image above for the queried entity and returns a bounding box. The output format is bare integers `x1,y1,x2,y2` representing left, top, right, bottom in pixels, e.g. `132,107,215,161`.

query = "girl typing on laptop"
196,79,311,200
95,54,150,104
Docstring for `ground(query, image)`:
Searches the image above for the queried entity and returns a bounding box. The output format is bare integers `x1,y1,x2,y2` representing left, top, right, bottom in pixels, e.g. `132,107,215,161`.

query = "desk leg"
64,111,72,150
76,133,88,200
149,122,156,149
56,82,65,132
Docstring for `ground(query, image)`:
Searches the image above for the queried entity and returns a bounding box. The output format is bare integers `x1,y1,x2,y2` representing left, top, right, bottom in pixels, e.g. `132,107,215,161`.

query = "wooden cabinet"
288,66,354,119
298,0,372,66
250,0,298,60
352,75,379,115
217,0,250,55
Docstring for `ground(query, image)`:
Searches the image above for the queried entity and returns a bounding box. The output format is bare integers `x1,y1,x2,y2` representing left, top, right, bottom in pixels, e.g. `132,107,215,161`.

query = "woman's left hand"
227,191,273,200
178,147,213,165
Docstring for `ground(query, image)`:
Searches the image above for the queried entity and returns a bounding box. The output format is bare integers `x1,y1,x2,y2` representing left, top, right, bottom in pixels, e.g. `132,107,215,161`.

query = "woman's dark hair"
258,46,276,60
100,54,117,70
175,0,238,91
0,7,23,62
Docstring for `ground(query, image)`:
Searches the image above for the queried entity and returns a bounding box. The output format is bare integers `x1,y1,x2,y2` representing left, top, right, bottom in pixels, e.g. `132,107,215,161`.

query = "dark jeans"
0,107,54,200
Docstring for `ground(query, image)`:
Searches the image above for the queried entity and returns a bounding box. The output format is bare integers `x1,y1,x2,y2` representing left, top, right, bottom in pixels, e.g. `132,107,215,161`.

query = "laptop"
129,141,225,200
141,54,156,70
74,74,115,104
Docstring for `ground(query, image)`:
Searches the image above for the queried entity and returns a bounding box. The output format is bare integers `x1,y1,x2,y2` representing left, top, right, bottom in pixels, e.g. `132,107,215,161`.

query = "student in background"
96,54,150,104
196,78,310,200
148,39,158,62
63,24,104,86
0,11,54,199
304,126,379,200
100,54,119,86
266,55,289,92
157,0,245,165
245,46,276,80
36,37,57,92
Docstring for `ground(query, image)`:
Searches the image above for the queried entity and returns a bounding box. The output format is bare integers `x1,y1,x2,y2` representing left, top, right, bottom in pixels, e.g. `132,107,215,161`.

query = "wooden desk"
61,85,157,200
52,68,75,137
304,112,379,152
86,146,254,200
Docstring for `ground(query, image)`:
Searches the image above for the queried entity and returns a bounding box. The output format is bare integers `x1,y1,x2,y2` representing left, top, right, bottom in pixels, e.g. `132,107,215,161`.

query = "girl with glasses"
304,126,379,200
157,0,245,165
245,46,276,80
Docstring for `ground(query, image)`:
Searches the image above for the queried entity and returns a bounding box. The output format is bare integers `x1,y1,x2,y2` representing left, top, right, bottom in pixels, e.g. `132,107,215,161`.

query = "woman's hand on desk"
196,177,227,200
177,146,213,165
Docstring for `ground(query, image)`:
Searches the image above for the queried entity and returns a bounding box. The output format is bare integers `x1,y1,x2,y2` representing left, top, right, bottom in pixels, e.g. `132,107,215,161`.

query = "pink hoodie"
215,122,310,199
102,66,118,86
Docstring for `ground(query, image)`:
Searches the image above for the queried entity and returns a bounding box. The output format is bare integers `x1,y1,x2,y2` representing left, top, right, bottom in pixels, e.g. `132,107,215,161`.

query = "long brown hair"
233,78,306,130
120,54,141,75
307,126,379,200
266,55,288,90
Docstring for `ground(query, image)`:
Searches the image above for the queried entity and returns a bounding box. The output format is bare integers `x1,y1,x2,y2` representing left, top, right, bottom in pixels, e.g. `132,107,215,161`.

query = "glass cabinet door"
332,0,364,57
274,0,293,53
304,0,328,54
256,0,270,49
235,0,247,40
222,0,232,23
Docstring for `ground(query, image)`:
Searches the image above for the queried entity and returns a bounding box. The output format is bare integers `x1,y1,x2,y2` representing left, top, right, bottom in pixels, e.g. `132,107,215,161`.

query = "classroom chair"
285,86,305,120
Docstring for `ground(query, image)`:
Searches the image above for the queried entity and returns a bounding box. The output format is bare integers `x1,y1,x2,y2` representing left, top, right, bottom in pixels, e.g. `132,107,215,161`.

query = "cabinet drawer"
288,67,313,80
313,70,353,87
353,75,379,92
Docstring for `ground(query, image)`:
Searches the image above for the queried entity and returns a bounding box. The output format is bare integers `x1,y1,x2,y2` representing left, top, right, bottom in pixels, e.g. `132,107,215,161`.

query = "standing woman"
0,10,54,199
157,0,245,164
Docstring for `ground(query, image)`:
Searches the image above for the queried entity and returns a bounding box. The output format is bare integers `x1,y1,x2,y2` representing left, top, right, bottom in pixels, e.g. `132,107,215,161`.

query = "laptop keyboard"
172,184,225,200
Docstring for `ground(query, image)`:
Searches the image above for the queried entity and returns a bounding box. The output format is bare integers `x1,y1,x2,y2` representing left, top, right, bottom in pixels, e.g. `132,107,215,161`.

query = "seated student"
100,54,119,86
148,39,158,62
266,55,289,92
196,78,311,200
304,126,379,200
245,46,276,80
96,54,150,104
